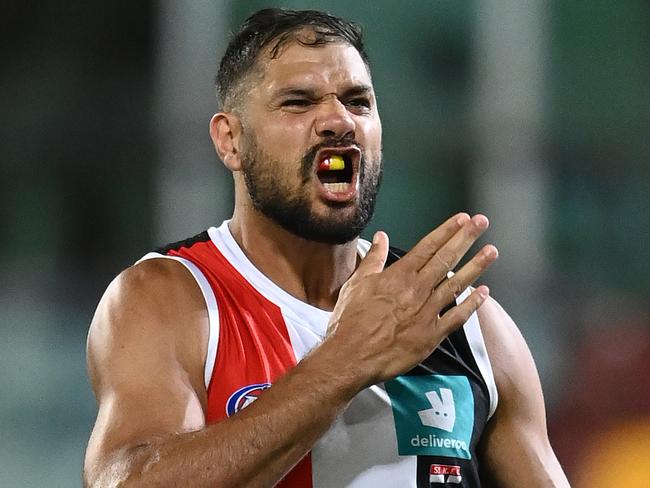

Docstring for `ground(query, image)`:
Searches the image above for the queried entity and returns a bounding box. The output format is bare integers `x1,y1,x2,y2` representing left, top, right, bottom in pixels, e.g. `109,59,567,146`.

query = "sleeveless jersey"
140,221,498,487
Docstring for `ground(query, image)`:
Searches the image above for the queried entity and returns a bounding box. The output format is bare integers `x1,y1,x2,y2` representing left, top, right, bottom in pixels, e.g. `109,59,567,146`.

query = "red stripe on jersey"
168,239,313,487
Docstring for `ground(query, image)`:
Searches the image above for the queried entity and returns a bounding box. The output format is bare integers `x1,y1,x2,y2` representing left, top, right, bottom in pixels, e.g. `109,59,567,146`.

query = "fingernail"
472,215,489,229
483,245,498,259
478,286,489,299
456,213,470,225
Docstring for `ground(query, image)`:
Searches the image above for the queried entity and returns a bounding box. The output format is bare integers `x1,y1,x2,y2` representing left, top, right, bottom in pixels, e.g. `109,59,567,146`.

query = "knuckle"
399,286,418,303
446,278,464,298
434,249,455,270
404,248,428,266
395,284,422,309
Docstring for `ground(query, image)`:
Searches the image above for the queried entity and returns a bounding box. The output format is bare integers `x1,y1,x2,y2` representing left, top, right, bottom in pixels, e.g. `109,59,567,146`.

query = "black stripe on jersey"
384,246,455,316
383,246,490,487
383,245,482,384
153,230,210,255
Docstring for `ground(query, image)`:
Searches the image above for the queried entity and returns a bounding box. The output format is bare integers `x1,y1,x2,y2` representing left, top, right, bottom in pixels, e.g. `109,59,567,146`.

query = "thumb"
353,231,389,280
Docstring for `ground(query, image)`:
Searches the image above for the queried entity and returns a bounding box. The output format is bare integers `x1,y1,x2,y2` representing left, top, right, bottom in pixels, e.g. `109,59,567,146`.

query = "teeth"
323,182,350,192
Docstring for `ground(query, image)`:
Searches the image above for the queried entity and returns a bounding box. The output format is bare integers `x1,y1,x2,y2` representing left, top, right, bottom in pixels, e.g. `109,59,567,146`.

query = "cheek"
267,111,311,138
358,117,382,158
256,116,312,161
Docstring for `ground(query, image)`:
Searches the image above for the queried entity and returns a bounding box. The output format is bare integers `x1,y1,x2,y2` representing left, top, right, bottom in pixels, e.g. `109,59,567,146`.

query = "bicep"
85,261,208,480
478,298,569,487
87,341,206,463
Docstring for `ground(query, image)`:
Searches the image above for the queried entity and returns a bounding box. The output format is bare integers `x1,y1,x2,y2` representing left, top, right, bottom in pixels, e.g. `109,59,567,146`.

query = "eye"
281,99,313,108
346,97,372,112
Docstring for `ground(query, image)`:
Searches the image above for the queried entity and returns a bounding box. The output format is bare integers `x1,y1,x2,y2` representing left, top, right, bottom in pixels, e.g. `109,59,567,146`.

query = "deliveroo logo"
385,375,474,459
418,388,456,432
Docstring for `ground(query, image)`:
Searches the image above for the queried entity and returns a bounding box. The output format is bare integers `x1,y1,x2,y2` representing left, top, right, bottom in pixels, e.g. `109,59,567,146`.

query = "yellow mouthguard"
329,155,345,170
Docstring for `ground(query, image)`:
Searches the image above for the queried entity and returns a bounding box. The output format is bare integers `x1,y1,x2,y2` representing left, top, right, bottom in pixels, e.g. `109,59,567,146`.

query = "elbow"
84,446,155,488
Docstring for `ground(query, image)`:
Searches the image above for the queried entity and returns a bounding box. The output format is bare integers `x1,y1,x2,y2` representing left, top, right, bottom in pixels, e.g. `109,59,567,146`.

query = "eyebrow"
273,84,373,99
341,85,373,97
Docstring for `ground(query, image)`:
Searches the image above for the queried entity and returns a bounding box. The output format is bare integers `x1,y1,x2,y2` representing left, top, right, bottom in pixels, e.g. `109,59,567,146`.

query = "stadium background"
1,1,648,486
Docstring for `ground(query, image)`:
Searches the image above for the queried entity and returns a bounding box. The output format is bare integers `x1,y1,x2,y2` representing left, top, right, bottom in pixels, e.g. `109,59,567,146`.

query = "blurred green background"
1,1,648,486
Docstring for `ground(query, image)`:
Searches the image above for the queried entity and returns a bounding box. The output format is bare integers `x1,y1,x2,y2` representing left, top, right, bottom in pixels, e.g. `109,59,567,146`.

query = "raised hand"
325,213,498,386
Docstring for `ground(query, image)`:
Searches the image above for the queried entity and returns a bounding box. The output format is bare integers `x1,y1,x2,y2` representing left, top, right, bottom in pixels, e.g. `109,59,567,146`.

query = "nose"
314,97,355,139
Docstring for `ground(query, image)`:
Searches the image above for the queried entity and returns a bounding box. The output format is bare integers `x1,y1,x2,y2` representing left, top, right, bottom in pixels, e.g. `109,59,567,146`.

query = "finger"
432,244,498,310
399,213,470,271
351,231,390,280
417,214,489,286
437,285,489,334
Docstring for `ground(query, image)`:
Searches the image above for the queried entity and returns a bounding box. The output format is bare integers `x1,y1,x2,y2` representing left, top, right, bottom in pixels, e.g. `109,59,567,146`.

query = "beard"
240,133,382,245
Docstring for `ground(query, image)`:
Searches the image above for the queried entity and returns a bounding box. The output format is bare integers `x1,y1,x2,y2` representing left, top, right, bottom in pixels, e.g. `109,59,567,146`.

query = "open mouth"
315,149,359,197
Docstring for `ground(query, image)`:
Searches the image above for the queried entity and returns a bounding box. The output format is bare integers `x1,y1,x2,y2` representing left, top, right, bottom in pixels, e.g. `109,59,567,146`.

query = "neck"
228,207,359,311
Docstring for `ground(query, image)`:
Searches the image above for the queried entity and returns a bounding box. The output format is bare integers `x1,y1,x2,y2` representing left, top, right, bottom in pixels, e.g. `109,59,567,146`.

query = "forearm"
89,345,363,488
482,440,569,488
502,437,570,488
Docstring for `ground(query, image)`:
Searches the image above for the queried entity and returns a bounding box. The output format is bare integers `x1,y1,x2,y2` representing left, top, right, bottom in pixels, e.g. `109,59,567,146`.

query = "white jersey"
141,221,498,487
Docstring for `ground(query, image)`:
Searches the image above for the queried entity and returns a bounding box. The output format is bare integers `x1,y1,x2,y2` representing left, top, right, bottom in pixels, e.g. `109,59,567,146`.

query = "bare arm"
478,298,570,487
85,258,359,487
85,214,497,487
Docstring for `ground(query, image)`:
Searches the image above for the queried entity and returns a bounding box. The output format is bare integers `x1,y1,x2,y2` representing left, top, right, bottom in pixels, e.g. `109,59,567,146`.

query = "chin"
300,212,369,245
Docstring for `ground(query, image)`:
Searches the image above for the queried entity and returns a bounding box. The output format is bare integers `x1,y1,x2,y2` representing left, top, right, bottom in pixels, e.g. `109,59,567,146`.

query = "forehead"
256,41,373,93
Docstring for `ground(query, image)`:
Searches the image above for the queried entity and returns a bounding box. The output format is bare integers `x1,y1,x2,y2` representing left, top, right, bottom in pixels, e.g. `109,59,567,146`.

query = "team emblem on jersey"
385,375,474,459
226,383,272,417
429,464,462,485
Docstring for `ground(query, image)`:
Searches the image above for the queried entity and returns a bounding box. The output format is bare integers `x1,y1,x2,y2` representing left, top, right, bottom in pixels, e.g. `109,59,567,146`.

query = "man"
84,8,569,487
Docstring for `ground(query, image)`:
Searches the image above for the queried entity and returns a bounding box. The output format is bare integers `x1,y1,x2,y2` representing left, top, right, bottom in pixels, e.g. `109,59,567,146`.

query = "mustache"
300,135,363,180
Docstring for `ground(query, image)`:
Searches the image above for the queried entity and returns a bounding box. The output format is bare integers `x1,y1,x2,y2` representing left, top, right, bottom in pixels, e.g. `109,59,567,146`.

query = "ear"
209,112,243,171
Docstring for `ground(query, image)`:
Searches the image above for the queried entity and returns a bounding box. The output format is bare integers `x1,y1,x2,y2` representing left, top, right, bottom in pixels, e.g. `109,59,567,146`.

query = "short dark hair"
216,8,369,110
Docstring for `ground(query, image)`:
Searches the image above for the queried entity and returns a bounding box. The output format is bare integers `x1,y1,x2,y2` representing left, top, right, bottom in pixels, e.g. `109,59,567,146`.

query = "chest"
204,289,490,486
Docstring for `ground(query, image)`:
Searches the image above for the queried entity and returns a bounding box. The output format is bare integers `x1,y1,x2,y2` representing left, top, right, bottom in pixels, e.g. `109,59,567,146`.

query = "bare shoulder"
476,297,537,393
87,257,209,385
475,297,570,487
93,257,206,324
476,296,547,429
85,258,209,483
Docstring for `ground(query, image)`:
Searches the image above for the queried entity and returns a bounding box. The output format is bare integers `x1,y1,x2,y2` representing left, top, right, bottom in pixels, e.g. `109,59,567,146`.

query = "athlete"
84,8,570,488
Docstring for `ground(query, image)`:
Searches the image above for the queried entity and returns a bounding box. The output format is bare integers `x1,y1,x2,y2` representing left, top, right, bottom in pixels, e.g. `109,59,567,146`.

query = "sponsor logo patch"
429,463,462,485
385,375,474,459
225,383,271,417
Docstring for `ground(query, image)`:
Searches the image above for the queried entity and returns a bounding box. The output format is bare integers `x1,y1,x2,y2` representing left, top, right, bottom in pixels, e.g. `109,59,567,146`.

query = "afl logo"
226,383,272,417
